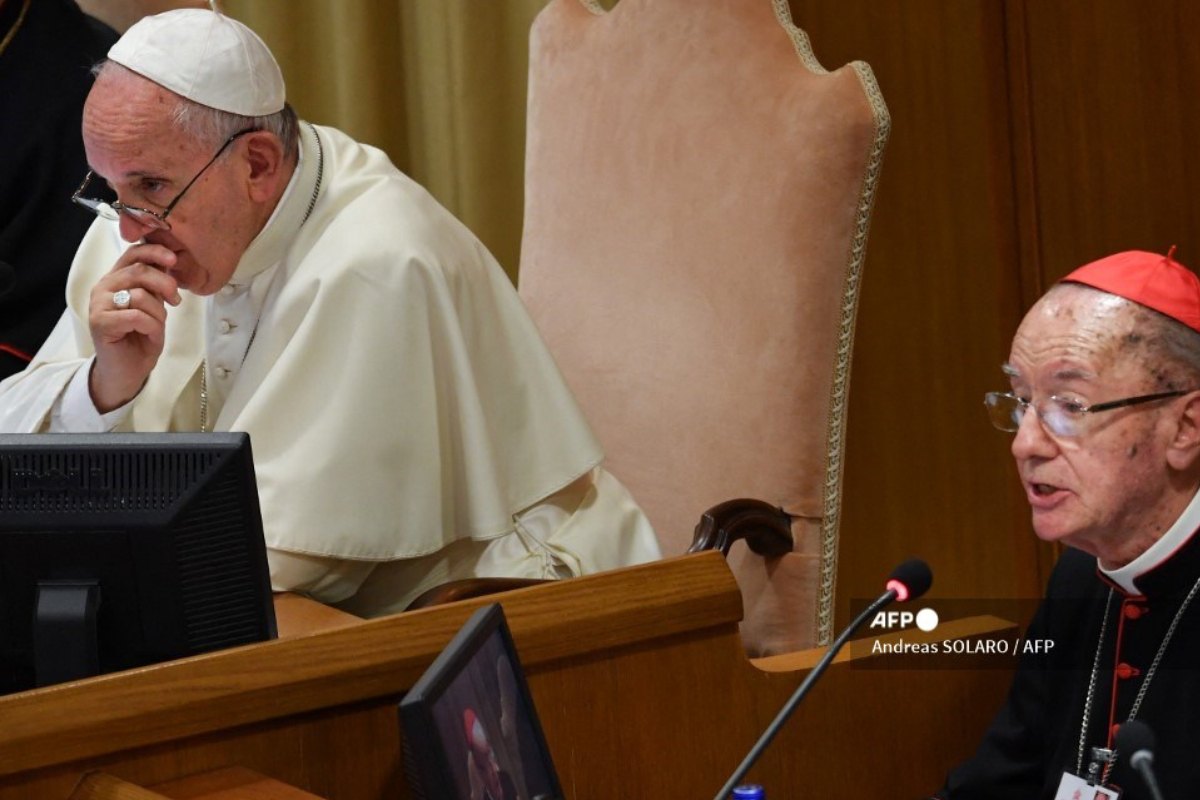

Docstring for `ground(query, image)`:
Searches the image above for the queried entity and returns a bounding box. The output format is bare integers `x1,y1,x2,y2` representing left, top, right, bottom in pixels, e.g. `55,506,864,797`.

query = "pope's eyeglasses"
71,128,257,232
984,390,1187,438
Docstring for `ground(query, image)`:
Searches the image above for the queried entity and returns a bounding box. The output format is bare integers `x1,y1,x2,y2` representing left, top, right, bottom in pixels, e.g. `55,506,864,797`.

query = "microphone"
713,559,933,799
885,558,934,602
0,261,14,300
1116,720,1167,800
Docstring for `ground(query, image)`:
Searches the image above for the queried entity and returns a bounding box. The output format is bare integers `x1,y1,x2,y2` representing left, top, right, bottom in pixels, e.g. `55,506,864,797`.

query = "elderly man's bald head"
1035,282,1200,395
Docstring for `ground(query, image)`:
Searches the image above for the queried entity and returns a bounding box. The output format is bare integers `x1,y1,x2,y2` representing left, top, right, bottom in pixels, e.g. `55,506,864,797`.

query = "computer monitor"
399,603,564,800
0,432,277,694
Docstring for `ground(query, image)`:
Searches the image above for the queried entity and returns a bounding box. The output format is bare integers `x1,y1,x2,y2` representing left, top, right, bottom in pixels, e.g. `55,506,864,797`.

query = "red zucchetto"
1062,246,1200,334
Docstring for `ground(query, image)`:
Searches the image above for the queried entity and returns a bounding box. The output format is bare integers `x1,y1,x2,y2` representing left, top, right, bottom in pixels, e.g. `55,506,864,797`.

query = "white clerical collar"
228,122,321,287
1101,486,1200,595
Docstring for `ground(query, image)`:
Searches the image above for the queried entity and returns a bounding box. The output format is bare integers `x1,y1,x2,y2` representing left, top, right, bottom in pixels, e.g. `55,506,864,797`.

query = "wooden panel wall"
782,0,1200,624
1017,2,1200,268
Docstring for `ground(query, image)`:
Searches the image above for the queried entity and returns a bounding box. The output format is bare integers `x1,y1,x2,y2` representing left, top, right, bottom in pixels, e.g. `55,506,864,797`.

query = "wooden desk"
272,593,363,638
0,554,1013,799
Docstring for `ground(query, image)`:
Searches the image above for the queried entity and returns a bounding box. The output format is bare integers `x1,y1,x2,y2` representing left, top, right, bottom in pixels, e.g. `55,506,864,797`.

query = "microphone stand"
1131,753,1168,800
1116,720,1168,800
712,589,899,800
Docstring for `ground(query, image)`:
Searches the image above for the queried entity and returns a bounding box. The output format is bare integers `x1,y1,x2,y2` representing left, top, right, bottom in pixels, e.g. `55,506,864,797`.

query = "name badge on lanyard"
1055,772,1120,799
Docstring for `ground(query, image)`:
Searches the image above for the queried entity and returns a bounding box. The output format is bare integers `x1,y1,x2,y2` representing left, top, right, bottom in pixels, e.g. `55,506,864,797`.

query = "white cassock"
0,123,661,616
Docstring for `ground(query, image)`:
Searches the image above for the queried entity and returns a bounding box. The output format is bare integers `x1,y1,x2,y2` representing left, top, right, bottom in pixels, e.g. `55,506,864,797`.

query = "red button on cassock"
1115,663,1141,680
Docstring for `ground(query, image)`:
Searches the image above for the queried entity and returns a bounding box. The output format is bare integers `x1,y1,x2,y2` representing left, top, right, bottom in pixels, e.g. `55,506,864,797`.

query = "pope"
0,7,661,615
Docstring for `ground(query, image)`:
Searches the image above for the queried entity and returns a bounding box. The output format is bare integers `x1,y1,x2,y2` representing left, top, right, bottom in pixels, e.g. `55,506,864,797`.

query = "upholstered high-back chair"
517,0,889,655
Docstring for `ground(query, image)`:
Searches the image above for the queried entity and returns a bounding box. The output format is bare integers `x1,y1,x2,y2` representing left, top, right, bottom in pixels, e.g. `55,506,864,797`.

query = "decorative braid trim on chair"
770,0,893,646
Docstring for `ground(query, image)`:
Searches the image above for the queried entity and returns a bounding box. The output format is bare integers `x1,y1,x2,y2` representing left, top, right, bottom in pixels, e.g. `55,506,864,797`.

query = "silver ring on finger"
112,289,132,309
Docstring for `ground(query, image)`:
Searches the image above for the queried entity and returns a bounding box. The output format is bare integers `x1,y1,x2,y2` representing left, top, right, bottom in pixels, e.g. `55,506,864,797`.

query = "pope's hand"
87,243,182,413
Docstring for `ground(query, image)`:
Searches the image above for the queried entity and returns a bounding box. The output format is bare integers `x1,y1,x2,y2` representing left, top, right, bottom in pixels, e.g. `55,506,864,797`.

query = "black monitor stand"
34,579,102,687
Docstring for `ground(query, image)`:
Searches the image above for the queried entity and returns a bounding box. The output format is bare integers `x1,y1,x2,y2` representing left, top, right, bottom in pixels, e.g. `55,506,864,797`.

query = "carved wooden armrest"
686,498,794,558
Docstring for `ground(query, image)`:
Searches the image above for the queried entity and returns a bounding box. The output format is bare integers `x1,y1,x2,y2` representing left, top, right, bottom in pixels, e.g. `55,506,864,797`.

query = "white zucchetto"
107,9,286,117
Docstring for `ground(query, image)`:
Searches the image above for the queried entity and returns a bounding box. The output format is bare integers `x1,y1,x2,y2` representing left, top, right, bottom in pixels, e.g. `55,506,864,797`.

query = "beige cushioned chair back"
518,0,889,655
